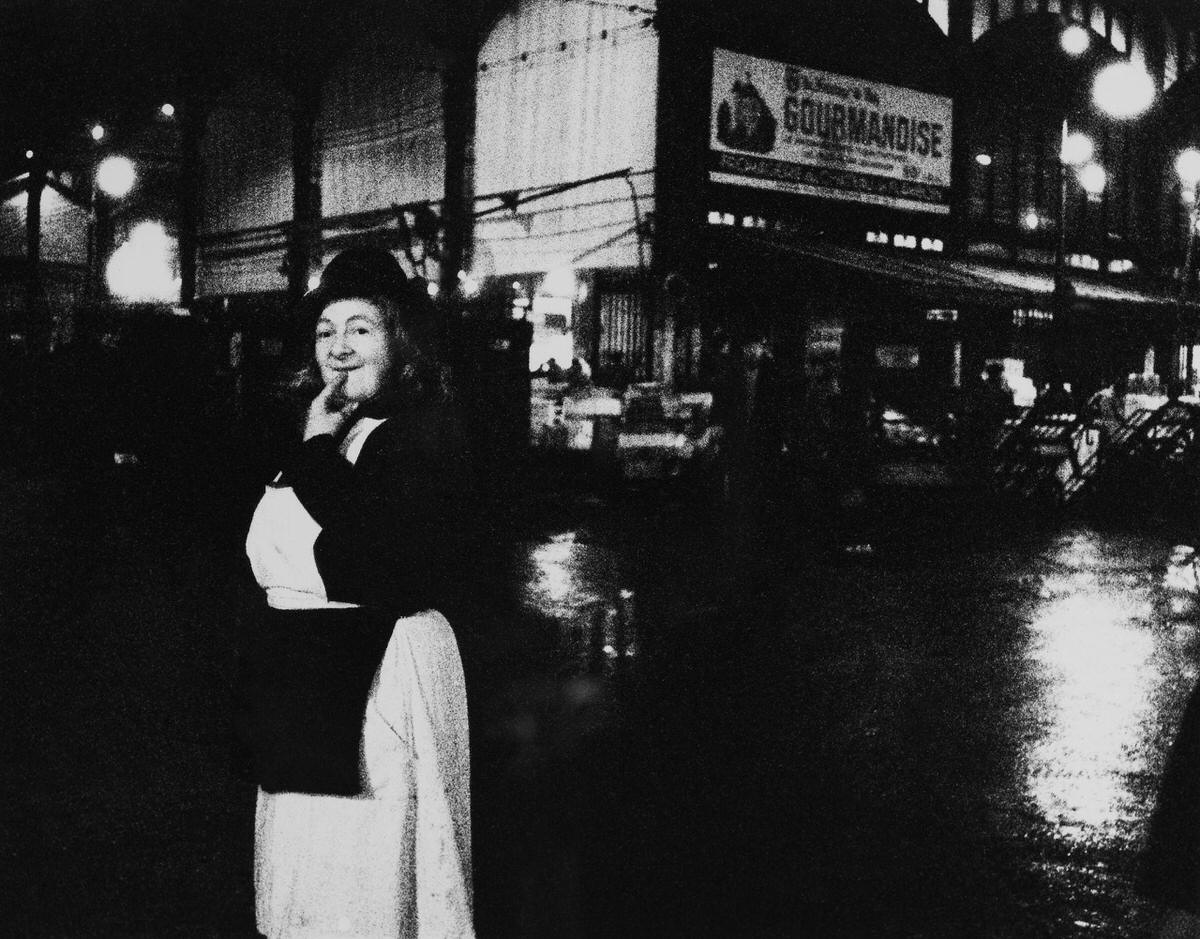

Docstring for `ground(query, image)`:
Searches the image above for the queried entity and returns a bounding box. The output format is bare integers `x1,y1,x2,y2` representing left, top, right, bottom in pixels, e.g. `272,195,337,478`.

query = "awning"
716,228,1200,312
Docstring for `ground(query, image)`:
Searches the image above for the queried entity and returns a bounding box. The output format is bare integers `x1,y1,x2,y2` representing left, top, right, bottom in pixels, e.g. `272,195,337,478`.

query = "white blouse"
244,417,385,610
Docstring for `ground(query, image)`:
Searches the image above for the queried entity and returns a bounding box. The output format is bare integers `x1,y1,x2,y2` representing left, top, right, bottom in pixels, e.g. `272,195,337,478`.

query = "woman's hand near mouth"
304,372,358,441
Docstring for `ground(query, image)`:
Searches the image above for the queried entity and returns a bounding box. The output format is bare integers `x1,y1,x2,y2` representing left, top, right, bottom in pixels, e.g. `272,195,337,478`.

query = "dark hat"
298,246,418,324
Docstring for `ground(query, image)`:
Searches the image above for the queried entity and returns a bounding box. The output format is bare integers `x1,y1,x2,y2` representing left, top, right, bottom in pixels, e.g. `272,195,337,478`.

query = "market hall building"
176,0,1200,424
6,0,1200,451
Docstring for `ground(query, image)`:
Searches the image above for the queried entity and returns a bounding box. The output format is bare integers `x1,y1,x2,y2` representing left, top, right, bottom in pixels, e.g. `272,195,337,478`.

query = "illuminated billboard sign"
709,48,953,215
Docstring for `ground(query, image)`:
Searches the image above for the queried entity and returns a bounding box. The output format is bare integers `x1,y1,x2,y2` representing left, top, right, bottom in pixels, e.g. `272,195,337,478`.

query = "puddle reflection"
1023,532,1165,840
518,531,639,675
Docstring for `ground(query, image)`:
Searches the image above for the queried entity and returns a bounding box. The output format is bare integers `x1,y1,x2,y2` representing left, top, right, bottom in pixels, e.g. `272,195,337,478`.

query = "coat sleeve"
283,412,477,614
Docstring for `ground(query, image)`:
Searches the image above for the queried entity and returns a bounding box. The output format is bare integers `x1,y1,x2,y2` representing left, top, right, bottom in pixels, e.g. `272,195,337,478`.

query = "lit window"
707,211,722,225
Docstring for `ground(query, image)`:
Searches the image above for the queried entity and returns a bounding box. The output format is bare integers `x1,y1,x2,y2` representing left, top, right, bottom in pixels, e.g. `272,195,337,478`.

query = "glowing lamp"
1176,148,1200,189
1060,23,1091,57
1077,162,1107,196
106,221,178,302
96,155,136,198
1060,132,1094,167
541,267,576,299
1092,62,1155,119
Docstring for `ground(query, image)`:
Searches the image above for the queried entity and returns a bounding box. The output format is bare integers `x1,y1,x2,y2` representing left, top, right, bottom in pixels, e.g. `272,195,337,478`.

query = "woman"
239,246,475,938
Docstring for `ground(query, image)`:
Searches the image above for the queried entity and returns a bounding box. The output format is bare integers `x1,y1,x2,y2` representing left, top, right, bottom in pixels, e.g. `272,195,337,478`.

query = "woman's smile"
314,298,393,403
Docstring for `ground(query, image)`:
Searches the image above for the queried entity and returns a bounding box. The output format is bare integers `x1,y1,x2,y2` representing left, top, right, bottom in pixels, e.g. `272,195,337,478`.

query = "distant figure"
1086,377,1125,446
705,331,741,434
565,356,590,387
538,357,565,382
962,362,1015,473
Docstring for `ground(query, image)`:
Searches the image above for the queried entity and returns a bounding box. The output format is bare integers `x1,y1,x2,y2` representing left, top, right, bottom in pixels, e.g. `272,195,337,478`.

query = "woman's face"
314,298,395,403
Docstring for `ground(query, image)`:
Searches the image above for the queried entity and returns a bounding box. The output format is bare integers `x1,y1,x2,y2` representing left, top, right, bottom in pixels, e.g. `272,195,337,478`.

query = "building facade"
8,0,1200,435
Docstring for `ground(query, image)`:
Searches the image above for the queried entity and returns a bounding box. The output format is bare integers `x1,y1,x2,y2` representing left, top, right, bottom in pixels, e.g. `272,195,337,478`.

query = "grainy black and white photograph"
7,0,1200,936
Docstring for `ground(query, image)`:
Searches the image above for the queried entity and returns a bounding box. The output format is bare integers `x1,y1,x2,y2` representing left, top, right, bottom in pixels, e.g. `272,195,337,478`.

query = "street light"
1091,61,1156,120
1055,122,1096,300
1060,23,1091,57
95,155,136,198
1174,147,1200,390
1077,161,1107,199
1052,32,1155,292
87,154,138,300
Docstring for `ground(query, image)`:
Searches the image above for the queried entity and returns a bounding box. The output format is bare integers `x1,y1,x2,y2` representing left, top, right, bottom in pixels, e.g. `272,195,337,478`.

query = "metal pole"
1055,117,1068,295
1180,184,1200,392
1054,117,1071,384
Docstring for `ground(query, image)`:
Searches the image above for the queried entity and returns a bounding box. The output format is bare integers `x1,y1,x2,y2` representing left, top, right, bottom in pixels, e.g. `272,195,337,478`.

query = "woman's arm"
290,411,475,613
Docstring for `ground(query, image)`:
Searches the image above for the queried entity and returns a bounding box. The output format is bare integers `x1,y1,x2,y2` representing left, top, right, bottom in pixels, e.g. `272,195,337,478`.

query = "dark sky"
0,0,446,178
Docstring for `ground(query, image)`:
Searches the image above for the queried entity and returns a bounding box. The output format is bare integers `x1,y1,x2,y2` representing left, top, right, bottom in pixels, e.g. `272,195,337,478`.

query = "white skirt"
254,610,474,939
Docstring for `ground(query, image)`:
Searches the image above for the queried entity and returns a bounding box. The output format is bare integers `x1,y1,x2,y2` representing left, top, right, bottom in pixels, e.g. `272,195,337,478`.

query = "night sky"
0,0,464,180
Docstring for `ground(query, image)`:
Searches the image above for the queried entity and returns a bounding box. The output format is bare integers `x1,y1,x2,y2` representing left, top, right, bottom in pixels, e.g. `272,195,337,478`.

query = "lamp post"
1055,122,1095,304
1046,29,1154,394
89,154,137,301
1174,147,1200,391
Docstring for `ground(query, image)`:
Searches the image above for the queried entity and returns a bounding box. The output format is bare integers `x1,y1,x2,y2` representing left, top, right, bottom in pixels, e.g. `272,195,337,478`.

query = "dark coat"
234,403,480,796
283,403,478,615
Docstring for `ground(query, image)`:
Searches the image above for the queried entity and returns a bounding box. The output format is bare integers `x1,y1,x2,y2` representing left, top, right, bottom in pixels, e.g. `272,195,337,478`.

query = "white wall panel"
473,0,658,276
0,187,87,264
40,188,88,265
319,32,447,218
0,193,25,257
199,73,293,296
198,244,290,297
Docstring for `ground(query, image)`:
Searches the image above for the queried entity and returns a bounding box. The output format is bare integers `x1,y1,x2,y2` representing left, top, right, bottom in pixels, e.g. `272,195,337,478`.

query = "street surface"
1,461,1197,937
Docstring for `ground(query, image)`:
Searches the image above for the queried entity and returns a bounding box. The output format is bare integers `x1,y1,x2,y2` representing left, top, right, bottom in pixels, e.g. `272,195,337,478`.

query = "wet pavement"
2,461,1198,937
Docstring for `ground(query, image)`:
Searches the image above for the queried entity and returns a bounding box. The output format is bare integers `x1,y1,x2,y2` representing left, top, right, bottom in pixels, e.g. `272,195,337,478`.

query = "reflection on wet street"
499,515,1200,937
1022,531,1164,842
7,463,1200,936
518,531,638,670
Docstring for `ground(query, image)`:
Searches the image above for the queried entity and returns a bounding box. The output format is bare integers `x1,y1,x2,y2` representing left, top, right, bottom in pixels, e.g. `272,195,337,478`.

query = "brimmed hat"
297,246,429,331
